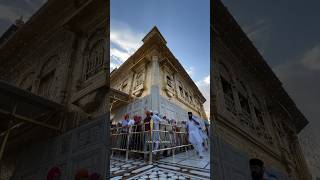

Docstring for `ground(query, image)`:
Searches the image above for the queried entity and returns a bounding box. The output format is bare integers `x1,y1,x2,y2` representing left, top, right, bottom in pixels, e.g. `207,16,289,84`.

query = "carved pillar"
290,134,312,180
56,48,73,104
149,55,161,112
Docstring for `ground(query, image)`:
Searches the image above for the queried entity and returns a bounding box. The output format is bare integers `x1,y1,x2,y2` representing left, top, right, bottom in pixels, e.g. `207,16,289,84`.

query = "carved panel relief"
176,79,184,100
132,66,146,97
84,40,105,81
219,62,236,115
38,55,59,100
163,67,175,98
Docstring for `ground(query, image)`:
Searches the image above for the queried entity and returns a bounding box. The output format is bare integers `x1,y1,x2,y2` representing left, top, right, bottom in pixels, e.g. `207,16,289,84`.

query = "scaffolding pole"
0,128,10,161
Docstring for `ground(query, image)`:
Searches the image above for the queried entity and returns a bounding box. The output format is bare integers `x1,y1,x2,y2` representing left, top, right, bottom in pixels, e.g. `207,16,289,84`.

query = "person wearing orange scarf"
75,169,89,180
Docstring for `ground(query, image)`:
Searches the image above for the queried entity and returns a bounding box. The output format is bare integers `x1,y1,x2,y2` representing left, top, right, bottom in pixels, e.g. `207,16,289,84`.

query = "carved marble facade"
0,1,108,129
212,0,311,179
0,1,109,179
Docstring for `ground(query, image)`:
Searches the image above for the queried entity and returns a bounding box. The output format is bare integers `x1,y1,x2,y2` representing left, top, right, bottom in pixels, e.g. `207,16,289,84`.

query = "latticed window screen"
255,108,264,125
178,82,184,97
135,72,144,89
221,77,235,112
239,93,250,116
254,107,265,133
85,40,105,80
166,75,173,88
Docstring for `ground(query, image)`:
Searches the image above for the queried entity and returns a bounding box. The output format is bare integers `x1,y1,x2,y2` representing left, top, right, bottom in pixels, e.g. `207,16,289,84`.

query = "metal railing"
110,122,192,163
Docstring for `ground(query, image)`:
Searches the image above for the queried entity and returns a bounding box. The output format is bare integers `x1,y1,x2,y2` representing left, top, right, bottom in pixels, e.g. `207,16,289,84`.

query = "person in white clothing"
194,116,209,151
151,111,161,155
186,112,204,158
127,118,135,132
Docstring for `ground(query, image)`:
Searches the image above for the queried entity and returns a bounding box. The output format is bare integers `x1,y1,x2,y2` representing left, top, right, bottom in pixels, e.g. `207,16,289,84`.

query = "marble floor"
110,150,210,180
158,150,210,170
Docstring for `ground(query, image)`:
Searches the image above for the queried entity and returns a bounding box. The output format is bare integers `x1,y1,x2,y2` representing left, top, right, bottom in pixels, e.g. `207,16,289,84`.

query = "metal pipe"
110,96,129,103
0,109,60,131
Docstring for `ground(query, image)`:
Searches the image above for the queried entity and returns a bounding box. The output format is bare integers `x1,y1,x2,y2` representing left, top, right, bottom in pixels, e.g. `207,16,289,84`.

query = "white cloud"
110,48,130,63
110,62,119,71
204,75,210,85
301,45,320,71
110,20,143,66
243,19,267,42
243,19,269,55
184,66,194,77
195,75,210,119
196,75,210,86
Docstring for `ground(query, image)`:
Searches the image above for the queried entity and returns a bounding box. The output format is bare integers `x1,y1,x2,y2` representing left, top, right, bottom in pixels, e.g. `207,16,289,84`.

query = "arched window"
166,75,173,88
219,62,235,113
238,81,250,115
84,40,105,80
38,56,58,98
252,96,264,125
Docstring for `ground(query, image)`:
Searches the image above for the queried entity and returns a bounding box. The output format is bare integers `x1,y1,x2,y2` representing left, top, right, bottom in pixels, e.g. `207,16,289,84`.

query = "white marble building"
110,27,207,124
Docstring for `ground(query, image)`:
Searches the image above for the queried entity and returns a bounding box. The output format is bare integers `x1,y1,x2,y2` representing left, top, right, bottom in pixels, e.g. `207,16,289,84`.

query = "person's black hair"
188,112,192,115
250,158,264,167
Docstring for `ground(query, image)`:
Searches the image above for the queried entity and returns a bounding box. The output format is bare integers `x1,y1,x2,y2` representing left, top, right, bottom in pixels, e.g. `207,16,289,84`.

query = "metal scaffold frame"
0,80,63,161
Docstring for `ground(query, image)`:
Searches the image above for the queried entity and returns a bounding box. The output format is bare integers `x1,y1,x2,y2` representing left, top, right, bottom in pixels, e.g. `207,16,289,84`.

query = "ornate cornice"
216,113,282,162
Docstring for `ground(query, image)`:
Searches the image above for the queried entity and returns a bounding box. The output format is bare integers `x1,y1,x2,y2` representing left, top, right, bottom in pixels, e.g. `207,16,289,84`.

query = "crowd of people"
47,167,102,180
111,110,209,159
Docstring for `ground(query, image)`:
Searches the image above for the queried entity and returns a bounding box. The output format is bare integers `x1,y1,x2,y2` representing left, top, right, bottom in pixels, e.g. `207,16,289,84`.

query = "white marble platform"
158,150,210,169
110,150,210,180
127,167,208,180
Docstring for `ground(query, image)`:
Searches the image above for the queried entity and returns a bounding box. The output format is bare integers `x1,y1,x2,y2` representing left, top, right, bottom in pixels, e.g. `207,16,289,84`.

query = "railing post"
125,128,130,161
149,121,153,164
172,148,175,162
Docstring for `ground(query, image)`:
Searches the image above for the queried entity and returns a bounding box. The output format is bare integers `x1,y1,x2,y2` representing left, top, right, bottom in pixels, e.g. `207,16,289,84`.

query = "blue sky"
111,0,210,116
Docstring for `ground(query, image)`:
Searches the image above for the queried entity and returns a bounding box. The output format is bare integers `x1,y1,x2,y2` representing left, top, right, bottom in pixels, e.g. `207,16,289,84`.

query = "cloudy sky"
0,0,46,35
111,0,210,118
222,0,320,174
